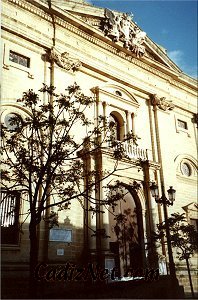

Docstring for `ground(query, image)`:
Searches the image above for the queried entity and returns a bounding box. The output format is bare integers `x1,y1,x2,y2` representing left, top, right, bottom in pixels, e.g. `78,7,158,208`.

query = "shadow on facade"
1,213,185,299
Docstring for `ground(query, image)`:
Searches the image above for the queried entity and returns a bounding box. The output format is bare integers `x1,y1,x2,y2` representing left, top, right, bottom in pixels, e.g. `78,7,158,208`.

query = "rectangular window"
177,119,188,130
0,190,20,245
9,50,30,68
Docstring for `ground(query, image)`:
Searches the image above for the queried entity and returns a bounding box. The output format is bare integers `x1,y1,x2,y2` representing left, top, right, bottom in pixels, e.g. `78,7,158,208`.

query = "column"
126,110,133,134
131,113,136,133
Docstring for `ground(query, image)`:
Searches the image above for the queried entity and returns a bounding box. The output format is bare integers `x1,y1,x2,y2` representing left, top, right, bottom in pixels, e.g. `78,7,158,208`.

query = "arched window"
109,113,121,141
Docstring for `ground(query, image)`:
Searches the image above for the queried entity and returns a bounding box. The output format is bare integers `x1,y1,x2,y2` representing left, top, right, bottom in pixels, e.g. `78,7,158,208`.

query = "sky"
87,0,197,79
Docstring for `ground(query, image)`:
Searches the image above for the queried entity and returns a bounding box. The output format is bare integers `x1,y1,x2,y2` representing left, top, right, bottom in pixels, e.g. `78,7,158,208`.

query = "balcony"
107,140,150,161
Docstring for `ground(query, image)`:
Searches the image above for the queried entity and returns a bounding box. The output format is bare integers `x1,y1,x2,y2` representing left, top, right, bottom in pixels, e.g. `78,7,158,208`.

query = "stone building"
1,0,197,294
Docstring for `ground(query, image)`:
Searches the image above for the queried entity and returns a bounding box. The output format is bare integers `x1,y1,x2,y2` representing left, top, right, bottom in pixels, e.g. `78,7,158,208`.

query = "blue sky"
88,0,197,78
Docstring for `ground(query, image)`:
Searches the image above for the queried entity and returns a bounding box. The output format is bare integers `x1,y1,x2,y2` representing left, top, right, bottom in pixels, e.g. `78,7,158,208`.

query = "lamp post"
150,182,177,279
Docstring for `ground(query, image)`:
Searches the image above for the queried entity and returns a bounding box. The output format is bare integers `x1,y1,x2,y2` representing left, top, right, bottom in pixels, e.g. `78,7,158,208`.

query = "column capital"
125,110,135,115
150,94,175,111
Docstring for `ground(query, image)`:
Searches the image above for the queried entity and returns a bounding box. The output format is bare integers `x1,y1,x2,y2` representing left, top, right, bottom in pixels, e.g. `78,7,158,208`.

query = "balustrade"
107,140,149,160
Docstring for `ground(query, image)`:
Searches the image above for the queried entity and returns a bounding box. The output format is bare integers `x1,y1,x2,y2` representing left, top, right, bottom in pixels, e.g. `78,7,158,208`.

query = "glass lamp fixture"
150,182,176,206
167,186,176,205
150,182,159,199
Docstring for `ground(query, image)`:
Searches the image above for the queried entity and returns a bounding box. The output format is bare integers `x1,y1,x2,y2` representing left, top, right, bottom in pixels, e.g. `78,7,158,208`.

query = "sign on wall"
57,249,64,256
49,228,72,242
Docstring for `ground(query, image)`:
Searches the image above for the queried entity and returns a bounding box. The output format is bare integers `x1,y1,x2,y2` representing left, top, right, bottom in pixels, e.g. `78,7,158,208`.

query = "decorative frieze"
151,94,175,111
101,9,146,58
45,47,82,71
79,16,101,27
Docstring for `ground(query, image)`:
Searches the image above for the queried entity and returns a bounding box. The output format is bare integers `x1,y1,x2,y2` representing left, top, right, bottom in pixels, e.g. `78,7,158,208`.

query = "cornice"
7,0,52,22
5,0,198,93
55,15,195,90
147,161,161,170
48,12,198,93
144,39,181,72
100,148,143,168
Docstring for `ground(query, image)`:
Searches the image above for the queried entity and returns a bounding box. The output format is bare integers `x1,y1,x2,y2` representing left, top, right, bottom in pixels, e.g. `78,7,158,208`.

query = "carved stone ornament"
45,48,82,71
101,9,146,58
151,94,175,111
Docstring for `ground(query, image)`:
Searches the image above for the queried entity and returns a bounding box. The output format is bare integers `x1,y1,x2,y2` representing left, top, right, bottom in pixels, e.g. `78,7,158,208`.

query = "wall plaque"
57,249,64,256
49,229,72,242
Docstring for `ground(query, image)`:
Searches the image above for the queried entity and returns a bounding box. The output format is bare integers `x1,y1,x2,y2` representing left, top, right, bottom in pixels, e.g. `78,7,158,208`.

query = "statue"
120,14,131,49
101,9,147,58
130,26,146,58
103,9,121,42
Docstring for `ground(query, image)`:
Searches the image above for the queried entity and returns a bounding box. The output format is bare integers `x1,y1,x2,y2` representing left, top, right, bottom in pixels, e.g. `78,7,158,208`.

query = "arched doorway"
108,183,145,276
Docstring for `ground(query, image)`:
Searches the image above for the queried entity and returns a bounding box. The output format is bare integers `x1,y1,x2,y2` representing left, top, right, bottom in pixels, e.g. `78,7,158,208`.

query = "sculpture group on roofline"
101,9,146,58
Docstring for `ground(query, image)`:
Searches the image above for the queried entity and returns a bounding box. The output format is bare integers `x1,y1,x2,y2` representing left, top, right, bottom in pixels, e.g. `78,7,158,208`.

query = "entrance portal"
108,184,144,276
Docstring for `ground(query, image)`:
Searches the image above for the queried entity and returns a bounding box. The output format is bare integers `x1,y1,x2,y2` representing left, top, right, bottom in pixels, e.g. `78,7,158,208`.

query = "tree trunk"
186,257,195,298
29,219,39,298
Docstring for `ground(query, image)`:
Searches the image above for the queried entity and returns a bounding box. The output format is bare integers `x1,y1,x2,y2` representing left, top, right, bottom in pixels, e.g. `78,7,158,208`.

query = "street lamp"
150,182,177,279
150,182,176,206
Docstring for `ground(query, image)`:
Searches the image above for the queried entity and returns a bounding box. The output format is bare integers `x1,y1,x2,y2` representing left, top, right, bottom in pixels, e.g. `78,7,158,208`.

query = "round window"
115,90,122,97
181,163,191,177
4,113,22,131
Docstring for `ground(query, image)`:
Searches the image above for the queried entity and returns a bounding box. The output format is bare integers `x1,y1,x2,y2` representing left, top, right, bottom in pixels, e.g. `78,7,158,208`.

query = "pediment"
182,203,198,221
51,1,182,73
91,84,139,108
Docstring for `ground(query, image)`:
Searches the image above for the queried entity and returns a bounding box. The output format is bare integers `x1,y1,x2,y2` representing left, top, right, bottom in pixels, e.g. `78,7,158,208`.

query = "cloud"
183,66,198,79
168,50,197,79
168,50,184,66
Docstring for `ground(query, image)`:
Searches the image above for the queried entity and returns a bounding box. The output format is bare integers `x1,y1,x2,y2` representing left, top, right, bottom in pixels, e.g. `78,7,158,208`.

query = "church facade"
1,0,197,294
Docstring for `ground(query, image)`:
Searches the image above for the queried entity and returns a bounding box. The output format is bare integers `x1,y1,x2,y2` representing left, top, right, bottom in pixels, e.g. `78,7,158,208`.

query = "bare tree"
1,83,139,295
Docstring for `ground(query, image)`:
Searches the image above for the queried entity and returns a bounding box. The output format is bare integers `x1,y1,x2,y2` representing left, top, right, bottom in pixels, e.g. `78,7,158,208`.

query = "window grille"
0,190,20,244
9,50,30,68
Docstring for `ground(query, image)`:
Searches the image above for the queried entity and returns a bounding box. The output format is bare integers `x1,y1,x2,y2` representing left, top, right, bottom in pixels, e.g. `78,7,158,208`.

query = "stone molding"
7,0,52,22
78,16,101,27
45,47,82,71
45,16,198,93
150,94,175,111
92,87,140,108
182,202,198,222
6,0,197,92
55,16,174,81
141,159,161,171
